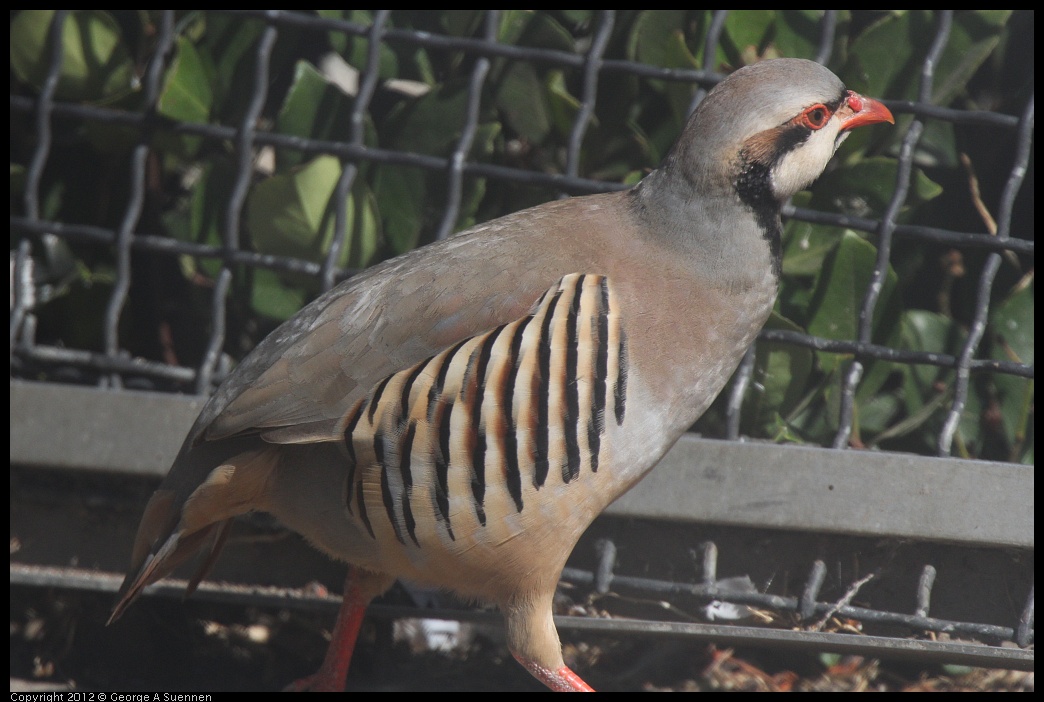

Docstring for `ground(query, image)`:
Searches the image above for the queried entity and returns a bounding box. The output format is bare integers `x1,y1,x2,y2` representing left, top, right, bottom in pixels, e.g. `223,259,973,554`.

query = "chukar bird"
108,58,892,690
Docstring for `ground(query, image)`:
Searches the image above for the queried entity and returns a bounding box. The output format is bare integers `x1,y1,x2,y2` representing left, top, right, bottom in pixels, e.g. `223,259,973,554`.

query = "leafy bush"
9,10,1033,462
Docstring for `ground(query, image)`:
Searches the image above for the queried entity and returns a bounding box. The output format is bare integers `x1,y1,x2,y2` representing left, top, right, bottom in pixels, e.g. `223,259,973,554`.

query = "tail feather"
122,488,178,592
108,445,279,624
186,518,234,597
108,524,216,624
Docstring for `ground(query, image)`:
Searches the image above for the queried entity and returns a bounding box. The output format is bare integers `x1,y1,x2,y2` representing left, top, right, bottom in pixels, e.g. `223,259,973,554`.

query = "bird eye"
801,104,831,129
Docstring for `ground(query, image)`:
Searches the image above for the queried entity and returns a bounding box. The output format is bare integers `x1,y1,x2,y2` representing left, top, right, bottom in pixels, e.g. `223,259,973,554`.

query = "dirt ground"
10,584,1033,692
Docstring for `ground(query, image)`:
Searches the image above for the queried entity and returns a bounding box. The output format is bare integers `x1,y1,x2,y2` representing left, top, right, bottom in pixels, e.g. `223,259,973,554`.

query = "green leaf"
989,276,1034,461
32,274,113,351
454,122,501,230
853,308,902,403
784,372,837,441
744,312,814,436
499,10,574,51
316,9,353,54
497,62,552,142
628,10,689,66
391,85,469,155
247,155,378,270
155,32,213,158
499,10,533,44
899,310,966,404
625,12,703,139
374,78,500,250
913,119,959,169
321,10,400,79
661,29,702,128
931,11,1012,106
810,158,942,221
558,11,595,28
343,183,382,270
10,10,136,102
248,155,342,259
990,276,1034,366
454,177,488,234
522,13,575,52
782,218,841,279
773,10,829,60
161,160,235,280
894,310,974,453
856,392,900,434
492,12,576,142
275,60,357,170
374,165,426,254
723,10,776,61
250,267,309,322
194,13,265,122
158,37,213,124
845,11,1011,106
843,11,918,99
806,232,898,373
443,11,484,38
546,70,583,139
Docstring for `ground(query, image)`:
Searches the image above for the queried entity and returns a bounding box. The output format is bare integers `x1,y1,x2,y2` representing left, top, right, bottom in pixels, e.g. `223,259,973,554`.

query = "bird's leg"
505,589,595,691
285,567,394,692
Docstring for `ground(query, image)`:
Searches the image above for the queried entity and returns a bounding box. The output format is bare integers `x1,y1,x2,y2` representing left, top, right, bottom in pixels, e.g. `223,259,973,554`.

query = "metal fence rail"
10,560,1035,672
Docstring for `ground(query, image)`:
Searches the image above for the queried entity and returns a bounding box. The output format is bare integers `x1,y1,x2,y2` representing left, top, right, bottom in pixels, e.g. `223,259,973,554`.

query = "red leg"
285,568,390,692
514,654,595,692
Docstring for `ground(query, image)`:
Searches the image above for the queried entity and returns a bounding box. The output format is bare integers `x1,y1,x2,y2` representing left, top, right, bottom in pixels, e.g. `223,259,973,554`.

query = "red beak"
838,90,894,131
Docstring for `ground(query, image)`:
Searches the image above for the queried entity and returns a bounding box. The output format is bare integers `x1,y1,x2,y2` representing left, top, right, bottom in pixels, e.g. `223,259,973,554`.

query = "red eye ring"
800,104,831,130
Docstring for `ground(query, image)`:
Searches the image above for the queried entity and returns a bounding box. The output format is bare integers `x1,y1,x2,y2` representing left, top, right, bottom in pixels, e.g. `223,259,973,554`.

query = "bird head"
666,58,894,206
